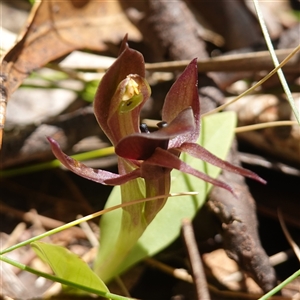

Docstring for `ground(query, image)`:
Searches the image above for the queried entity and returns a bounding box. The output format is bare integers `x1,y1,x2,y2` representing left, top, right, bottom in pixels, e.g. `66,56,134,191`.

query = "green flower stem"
0,146,115,178
0,254,134,300
94,177,148,282
94,220,147,283
144,172,170,224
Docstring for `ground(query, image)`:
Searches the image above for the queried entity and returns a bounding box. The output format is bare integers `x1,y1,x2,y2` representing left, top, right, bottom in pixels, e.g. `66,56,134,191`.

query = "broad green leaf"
97,111,236,279
31,241,109,294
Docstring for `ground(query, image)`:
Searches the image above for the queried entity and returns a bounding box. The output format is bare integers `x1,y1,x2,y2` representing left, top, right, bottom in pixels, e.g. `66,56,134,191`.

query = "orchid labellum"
48,37,265,281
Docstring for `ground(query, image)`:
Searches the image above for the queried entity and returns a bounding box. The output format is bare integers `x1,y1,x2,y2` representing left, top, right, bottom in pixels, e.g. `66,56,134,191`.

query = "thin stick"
114,276,132,298
145,49,298,73
0,222,26,250
278,209,300,261
202,44,300,117
145,257,193,283
182,218,210,300
77,215,99,247
0,201,86,239
235,121,298,133
145,258,277,299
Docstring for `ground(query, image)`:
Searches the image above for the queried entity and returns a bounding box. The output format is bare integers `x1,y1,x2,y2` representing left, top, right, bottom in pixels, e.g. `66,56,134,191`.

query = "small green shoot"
253,0,300,124
0,146,115,178
258,269,300,300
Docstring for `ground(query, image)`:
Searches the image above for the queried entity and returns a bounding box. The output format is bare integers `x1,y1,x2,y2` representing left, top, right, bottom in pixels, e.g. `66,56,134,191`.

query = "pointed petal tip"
188,58,198,73
178,143,267,185
47,137,67,159
118,34,129,55
47,136,55,144
47,136,60,151
251,174,267,185
47,136,142,186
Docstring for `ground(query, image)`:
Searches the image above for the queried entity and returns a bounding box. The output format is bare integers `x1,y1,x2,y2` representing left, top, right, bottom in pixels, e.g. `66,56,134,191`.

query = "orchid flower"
48,37,265,281
48,39,264,200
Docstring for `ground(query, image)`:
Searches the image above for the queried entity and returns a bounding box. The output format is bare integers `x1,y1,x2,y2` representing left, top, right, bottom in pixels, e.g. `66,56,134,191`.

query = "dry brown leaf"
0,0,141,147
203,248,262,294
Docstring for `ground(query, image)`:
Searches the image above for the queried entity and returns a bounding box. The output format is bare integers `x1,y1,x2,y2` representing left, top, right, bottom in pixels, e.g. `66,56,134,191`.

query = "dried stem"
181,218,210,300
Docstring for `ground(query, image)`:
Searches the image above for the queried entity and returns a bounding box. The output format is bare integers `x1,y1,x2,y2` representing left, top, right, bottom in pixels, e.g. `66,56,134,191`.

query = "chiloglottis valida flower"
48,37,266,223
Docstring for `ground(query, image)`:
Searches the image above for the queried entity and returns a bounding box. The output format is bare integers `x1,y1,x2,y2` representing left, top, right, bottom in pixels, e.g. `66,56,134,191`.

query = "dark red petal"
47,137,141,185
143,148,236,195
162,59,200,146
115,108,195,160
103,169,142,185
94,37,146,145
177,143,266,184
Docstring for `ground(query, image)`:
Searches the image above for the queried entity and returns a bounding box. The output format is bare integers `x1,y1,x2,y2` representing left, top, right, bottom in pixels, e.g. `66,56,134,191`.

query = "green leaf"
31,241,109,294
97,111,236,279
